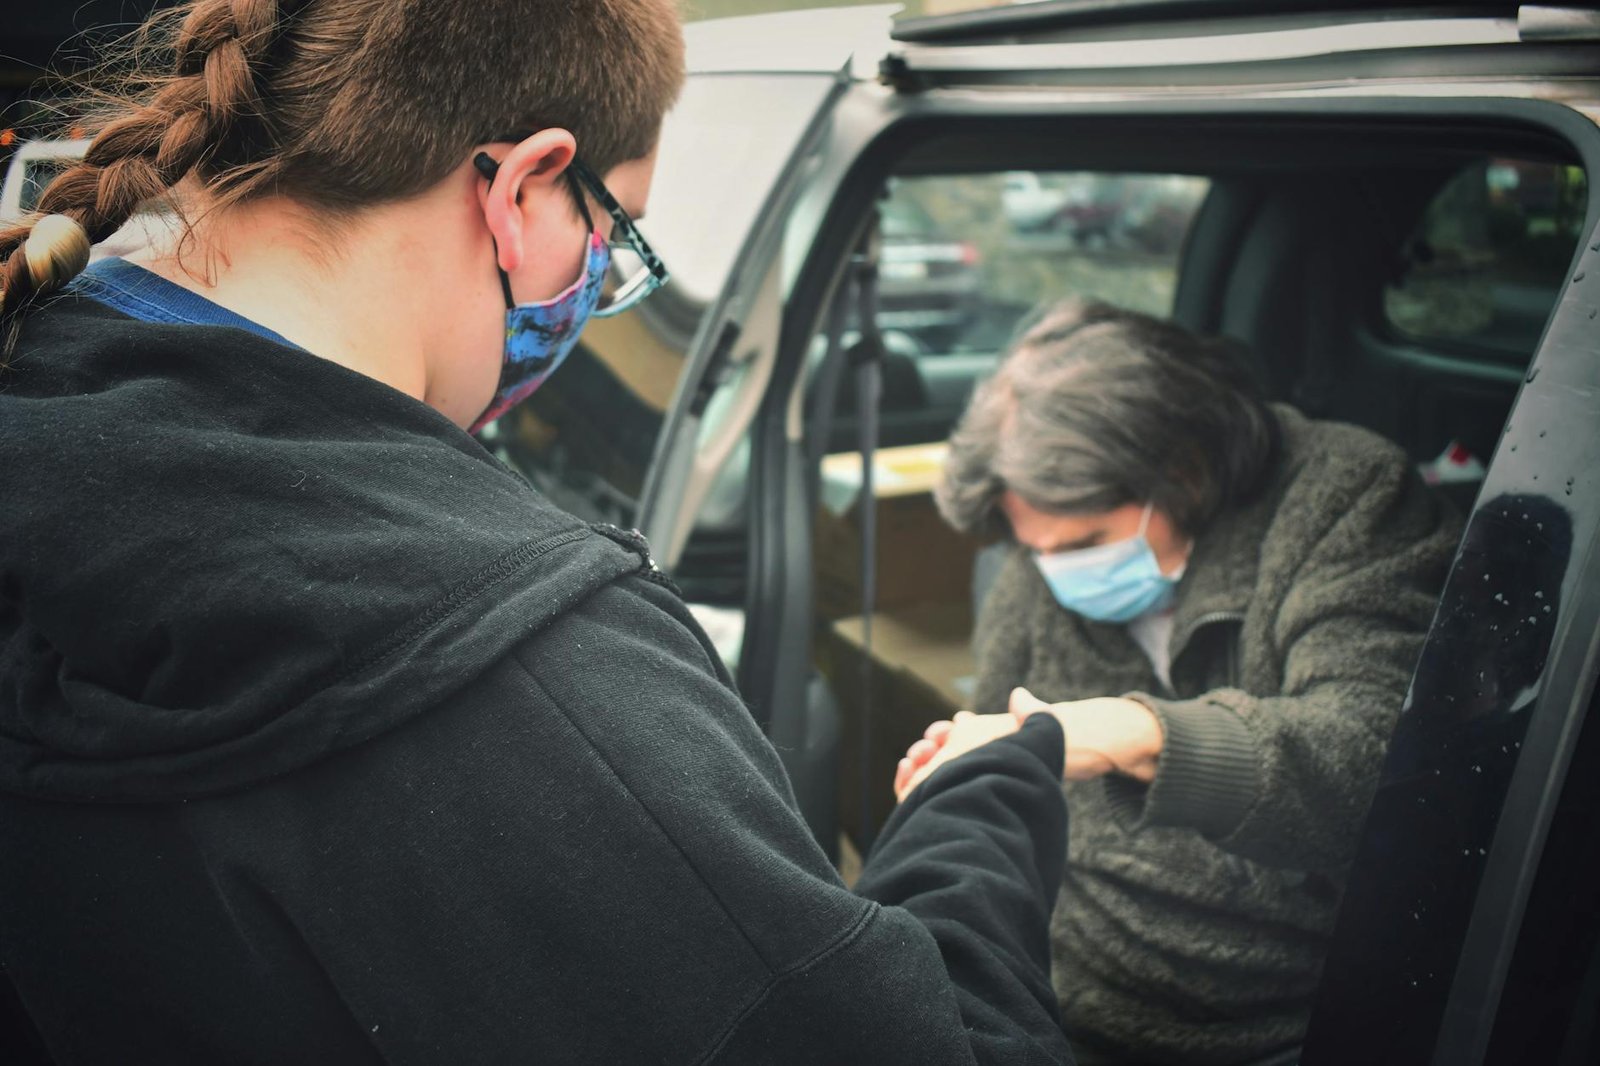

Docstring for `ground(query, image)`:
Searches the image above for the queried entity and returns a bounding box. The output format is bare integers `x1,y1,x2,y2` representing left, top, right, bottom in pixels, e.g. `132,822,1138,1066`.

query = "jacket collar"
1166,405,1306,656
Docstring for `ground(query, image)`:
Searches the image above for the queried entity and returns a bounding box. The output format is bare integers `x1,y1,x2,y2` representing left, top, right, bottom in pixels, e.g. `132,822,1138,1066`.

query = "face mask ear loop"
491,237,516,310
1137,501,1155,539
474,154,519,311
566,170,597,235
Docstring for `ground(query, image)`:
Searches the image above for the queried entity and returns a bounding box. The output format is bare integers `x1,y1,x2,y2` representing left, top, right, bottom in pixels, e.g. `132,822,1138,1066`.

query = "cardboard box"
814,443,980,622
819,601,979,849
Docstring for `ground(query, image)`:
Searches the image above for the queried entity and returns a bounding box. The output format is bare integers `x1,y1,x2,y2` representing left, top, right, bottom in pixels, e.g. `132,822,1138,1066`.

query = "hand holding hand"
1009,688,1163,783
894,710,1021,803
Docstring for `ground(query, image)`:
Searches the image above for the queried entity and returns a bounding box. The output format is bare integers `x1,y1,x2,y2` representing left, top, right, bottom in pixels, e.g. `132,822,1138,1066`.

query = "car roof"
891,0,1521,42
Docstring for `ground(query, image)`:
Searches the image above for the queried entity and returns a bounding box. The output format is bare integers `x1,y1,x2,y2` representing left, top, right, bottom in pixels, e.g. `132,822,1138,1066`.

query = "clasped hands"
893,688,1164,803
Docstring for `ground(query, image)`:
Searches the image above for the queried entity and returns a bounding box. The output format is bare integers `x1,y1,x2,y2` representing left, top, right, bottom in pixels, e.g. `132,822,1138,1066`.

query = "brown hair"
936,299,1281,539
0,0,685,347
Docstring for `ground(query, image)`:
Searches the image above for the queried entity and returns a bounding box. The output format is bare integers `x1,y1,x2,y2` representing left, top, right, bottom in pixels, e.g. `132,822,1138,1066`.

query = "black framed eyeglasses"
472,145,669,318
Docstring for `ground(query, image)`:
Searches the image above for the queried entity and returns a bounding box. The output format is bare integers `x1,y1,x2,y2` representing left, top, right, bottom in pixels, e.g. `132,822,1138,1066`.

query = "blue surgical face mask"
469,231,610,434
1033,503,1183,623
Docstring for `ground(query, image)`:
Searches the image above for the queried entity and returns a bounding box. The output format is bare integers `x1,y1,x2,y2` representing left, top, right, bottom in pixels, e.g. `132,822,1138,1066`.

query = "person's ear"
477,128,578,274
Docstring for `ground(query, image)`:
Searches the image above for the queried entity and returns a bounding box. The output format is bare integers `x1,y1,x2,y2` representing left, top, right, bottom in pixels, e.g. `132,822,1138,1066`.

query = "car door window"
874,171,1210,356
814,171,1212,455
1385,159,1589,363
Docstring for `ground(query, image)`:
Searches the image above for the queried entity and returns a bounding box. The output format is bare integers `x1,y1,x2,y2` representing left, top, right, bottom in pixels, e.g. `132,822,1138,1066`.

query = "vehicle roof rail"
890,0,1520,44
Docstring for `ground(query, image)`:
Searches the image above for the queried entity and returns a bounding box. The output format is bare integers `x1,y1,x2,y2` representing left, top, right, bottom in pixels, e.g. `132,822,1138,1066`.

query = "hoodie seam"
341,528,600,680
694,902,880,1065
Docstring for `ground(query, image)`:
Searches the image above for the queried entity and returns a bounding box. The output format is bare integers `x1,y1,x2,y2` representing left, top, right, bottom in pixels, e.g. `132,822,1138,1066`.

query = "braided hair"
0,0,307,345
0,0,685,356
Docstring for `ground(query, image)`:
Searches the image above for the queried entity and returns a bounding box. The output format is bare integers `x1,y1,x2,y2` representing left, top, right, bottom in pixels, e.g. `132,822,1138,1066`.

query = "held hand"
894,710,1021,803
1009,688,1163,783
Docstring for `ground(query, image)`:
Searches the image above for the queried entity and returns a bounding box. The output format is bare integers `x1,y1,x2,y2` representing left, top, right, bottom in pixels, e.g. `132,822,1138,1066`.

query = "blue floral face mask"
1034,503,1184,623
469,231,609,434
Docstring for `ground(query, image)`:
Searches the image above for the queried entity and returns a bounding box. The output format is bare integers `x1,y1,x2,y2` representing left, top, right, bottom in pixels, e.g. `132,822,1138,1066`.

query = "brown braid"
0,0,285,353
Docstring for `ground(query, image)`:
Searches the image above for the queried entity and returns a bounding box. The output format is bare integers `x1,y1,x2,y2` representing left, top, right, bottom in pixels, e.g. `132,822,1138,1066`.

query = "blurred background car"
1000,170,1073,231
0,137,173,256
874,194,983,347
0,137,85,223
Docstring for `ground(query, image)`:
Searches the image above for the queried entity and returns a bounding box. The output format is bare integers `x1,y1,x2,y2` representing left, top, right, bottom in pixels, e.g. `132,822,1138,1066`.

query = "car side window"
1385,158,1589,363
874,171,1211,355
812,172,1211,456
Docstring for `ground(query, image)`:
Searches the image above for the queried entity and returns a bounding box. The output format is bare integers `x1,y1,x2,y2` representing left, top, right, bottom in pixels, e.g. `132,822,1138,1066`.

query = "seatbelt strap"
848,226,885,849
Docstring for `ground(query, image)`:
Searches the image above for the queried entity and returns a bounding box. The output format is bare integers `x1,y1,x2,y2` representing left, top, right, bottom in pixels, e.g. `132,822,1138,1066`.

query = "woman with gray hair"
895,300,1461,1065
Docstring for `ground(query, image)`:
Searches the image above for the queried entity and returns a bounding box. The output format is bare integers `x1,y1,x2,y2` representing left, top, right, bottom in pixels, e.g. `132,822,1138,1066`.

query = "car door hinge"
878,53,924,93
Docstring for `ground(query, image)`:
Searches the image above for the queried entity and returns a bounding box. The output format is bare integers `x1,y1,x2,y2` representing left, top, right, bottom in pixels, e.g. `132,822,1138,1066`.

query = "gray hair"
936,299,1280,538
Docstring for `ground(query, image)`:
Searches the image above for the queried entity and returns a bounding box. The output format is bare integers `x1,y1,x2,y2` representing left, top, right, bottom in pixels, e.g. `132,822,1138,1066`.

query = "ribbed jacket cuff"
1103,693,1260,840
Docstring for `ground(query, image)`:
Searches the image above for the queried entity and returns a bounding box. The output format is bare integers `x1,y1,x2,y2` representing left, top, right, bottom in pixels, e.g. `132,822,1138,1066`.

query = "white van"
1,137,170,256
0,138,88,223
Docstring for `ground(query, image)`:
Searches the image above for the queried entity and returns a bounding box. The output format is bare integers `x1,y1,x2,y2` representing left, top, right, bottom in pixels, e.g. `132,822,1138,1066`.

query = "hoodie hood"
0,296,651,802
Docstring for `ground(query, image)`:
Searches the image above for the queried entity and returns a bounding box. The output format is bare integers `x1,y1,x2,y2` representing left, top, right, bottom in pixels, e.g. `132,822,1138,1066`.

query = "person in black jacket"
0,2,1073,1063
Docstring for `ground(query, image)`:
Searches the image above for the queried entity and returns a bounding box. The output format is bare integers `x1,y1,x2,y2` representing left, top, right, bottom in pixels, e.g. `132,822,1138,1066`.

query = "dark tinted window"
1385,159,1588,362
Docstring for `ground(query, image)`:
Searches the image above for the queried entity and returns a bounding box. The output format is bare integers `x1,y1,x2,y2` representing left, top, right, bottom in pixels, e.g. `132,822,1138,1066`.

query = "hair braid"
0,0,286,354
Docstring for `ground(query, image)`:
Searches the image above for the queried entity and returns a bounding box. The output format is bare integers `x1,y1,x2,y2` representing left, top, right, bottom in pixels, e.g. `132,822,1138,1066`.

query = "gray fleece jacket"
972,406,1462,1066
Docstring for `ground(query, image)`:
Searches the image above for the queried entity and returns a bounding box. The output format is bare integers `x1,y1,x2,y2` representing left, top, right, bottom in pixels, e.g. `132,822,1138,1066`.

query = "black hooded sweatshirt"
0,291,1073,1065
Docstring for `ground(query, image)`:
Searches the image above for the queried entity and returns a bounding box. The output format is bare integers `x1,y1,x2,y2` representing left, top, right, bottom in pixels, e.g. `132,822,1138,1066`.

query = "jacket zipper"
591,523,683,596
